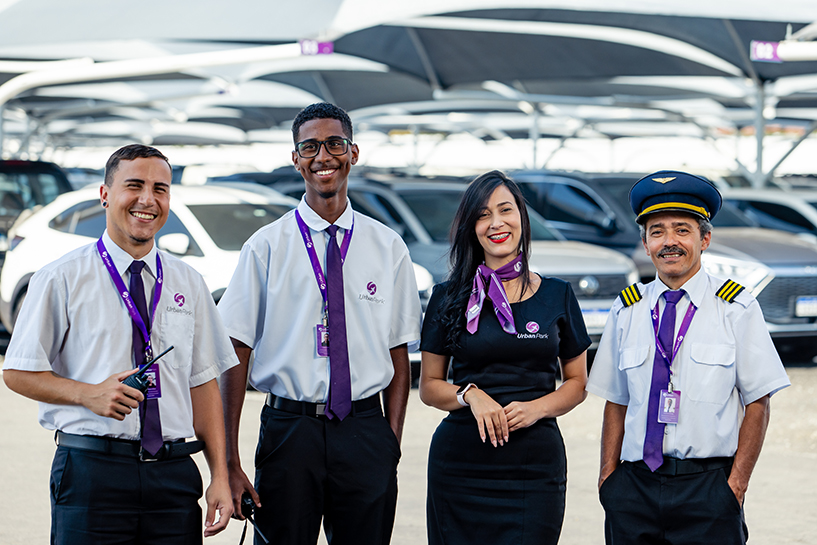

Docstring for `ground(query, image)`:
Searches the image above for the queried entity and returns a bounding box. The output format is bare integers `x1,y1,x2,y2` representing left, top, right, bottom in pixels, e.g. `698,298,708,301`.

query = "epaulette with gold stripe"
716,279,745,303
619,284,642,307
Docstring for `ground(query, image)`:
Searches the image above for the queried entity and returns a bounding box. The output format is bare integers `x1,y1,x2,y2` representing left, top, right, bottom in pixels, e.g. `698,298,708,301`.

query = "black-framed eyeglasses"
295,138,351,158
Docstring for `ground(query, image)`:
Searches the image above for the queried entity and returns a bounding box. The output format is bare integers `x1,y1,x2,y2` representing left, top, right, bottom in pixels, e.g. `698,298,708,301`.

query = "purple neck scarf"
466,253,524,335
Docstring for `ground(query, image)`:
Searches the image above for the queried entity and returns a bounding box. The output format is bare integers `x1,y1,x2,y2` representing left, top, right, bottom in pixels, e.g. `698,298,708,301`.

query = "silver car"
268,178,640,345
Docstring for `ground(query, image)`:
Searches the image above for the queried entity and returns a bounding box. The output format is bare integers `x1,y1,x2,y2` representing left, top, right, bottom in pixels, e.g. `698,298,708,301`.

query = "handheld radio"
122,346,174,393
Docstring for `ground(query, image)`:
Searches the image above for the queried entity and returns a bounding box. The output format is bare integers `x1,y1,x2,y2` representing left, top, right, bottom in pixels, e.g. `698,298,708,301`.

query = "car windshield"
711,202,757,227
187,203,293,250
396,188,559,242
596,177,756,227
0,171,64,216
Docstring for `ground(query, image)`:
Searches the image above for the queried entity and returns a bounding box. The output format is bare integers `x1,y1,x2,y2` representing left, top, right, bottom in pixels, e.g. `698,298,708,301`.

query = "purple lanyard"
294,210,354,304
96,238,163,359
651,298,696,369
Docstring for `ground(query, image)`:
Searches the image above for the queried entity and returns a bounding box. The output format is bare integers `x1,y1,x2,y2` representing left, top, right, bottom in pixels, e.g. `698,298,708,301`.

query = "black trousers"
599,461,748,545
50,446,203,545
253,404,401,545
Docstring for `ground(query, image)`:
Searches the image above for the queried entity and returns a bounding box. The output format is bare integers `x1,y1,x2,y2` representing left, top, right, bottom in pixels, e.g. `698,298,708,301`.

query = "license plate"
582,308,609,330
795,296,817,317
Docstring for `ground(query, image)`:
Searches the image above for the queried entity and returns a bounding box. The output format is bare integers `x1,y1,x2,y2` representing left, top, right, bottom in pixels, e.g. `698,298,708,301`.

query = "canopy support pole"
0,104,4,159
752,83,766,188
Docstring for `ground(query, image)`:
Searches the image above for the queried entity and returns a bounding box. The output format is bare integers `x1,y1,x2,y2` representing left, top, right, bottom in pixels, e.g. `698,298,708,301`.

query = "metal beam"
764,120,817,183
0,43,302,108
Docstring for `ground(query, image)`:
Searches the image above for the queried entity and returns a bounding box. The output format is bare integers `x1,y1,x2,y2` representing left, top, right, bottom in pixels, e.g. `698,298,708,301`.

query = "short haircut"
292,102,354,143
639,215,712,242
104,144,170,186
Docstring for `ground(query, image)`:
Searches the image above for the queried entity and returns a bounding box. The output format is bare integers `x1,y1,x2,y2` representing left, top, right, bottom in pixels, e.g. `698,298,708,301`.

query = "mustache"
657,246,687,257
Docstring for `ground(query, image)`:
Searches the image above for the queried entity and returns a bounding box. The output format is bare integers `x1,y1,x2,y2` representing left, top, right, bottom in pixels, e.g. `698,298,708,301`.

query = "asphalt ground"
1,362,815,545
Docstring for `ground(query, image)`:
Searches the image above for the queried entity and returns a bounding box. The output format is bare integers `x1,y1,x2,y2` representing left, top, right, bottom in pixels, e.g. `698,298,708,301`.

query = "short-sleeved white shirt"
587,267,790,461
218,197,422,402
3,231,239,441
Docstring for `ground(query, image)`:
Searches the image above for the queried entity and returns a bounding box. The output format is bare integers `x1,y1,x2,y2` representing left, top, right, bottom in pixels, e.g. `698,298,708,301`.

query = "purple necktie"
325,226,352,420
129,260,163,455
643,289,684,471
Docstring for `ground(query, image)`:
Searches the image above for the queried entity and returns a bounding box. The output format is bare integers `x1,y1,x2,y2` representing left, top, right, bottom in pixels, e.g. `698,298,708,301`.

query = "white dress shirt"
3,231,238,440
587,267,790,461
218,197,422,402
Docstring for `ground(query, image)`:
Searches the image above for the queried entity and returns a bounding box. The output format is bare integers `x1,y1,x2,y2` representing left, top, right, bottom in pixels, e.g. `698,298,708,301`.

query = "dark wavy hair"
436,170,533,351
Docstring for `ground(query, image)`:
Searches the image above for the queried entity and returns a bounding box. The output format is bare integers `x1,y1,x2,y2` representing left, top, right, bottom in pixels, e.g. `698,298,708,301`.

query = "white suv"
0,183,298,331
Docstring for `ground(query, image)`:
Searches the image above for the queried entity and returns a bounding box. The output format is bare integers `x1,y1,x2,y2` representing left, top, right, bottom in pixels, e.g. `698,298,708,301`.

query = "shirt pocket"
686,344,736,404
619,346,651,405
154,310,194,370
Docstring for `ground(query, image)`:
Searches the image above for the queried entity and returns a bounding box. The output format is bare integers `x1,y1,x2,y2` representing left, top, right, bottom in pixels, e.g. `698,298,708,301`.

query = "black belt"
56,431,205,462
630,456,734,476
265,393,381,417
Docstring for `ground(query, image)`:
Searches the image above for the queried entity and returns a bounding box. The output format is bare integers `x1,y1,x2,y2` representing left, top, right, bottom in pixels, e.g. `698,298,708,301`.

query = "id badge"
144,365,162,399
316,324,329,358
658,390,680,424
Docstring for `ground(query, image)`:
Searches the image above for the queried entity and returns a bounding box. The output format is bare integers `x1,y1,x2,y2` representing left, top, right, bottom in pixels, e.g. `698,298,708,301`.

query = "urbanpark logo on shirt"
166,292,193,316
359,281,385,304
517,321,548,339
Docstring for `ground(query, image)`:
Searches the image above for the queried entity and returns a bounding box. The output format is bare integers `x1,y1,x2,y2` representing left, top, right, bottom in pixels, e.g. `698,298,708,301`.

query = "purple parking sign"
300,40,334,55
750,41,782,63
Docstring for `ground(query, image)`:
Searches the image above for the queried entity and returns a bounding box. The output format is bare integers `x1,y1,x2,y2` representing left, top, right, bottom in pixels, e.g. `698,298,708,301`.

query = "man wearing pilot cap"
586,170,790,544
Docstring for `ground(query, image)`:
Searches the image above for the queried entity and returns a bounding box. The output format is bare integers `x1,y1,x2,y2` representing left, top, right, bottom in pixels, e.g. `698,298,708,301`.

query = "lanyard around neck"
650,296,696,369
97,238,163,358
294,209,354,303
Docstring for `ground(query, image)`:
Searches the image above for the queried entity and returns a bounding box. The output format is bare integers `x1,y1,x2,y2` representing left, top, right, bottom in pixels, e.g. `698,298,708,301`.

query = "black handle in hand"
240,492,269,544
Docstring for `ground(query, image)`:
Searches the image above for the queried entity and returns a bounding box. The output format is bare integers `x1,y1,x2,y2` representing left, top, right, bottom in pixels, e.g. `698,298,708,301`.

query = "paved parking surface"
1,364,815,544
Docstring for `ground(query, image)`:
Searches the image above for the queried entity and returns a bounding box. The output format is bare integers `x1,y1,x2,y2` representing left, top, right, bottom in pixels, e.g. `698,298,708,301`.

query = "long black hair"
436,170,533,351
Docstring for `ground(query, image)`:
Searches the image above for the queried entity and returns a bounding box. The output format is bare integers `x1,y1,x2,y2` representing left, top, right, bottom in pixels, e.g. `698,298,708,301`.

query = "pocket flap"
619,346,650,371
690,344,735,367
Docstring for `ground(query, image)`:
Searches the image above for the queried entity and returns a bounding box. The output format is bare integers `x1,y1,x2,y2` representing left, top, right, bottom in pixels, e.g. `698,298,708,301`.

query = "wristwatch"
456,383,478,407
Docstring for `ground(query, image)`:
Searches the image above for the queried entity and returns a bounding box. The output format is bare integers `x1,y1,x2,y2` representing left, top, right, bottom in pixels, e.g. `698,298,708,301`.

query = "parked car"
259,175,640,343
720,188,817,238
0,160,74,254
0,181,436,338
0,183,298,332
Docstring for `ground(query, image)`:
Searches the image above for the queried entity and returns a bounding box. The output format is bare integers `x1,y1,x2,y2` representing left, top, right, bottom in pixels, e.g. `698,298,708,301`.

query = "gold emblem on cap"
652,177,676,184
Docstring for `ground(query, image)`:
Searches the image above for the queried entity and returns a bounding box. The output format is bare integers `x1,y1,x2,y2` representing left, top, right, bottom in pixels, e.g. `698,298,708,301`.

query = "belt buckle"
139,443,169,462
315,403,326,417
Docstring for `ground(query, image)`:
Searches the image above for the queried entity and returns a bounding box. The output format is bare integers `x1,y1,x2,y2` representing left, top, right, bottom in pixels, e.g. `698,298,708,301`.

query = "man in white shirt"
586,171,790,545
218,103,422,545
3,144,238,544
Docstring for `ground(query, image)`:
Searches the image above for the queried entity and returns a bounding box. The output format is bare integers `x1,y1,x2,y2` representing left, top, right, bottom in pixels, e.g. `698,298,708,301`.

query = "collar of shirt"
647,266,708,309
102,230,159,280
297,196,354,233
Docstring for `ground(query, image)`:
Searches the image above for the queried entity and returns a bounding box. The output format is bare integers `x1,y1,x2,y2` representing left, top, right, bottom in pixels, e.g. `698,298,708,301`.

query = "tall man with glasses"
3,144,237,544
586,171,790,545
218,102,422,545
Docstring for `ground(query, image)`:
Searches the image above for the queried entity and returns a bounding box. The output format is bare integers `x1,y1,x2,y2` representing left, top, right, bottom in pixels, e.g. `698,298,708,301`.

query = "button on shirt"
3,231,239,440
218,197,422,403
587,268,790,461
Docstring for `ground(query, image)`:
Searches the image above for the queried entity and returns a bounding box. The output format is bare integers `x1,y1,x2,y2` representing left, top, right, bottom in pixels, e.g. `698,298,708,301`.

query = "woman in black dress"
419,170,590,545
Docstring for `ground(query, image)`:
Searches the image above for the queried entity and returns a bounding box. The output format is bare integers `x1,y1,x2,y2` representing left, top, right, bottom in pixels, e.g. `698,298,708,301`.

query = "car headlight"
701,254,774,294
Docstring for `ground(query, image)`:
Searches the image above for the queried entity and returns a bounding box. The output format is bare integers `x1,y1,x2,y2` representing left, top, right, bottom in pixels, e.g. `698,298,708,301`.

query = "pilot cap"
629,170,722,224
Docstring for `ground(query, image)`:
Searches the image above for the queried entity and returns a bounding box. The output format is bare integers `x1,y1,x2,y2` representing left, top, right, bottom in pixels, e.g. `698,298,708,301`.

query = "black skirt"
427,412,567,545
